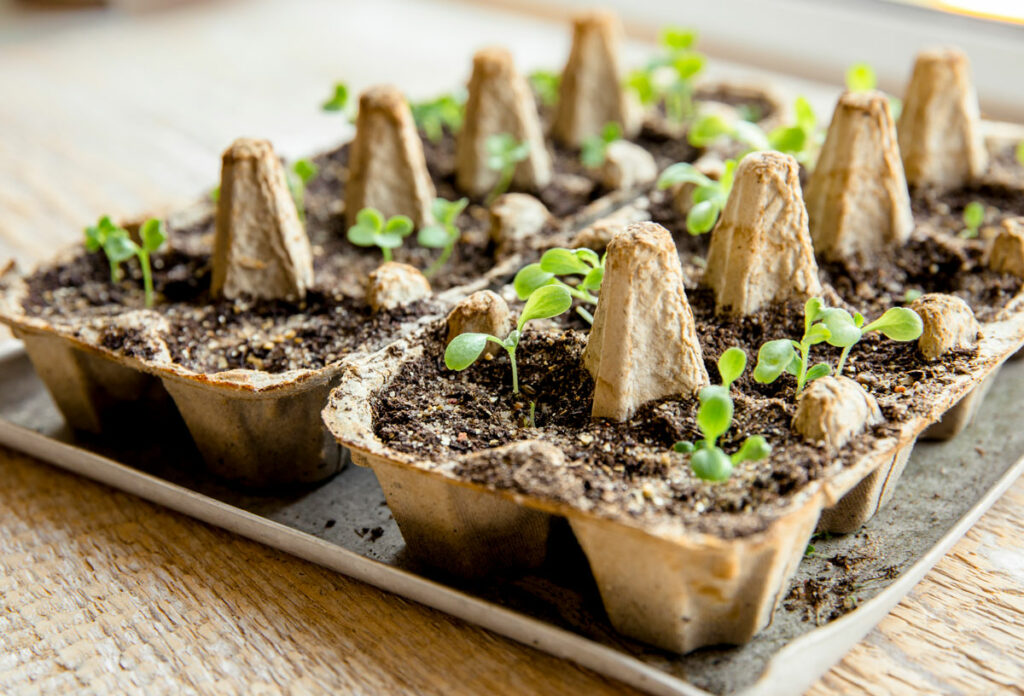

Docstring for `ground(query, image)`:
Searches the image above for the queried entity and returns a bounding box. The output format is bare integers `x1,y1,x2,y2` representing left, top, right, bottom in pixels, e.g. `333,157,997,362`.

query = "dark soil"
371,288,973,537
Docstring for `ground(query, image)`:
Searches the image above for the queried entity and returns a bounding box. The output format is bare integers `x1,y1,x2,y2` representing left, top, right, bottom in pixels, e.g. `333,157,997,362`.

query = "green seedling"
485,133,530,205
1016,141,1024,167
84,216,166,308
656,159,737,235
625,26,705,124
322,82,351,113
346,208,414,262
444,284,572,395
960,201,985,239
529,70,561,107
514,247,605,324
844,62,903,119
673,347,771,482
286,158,318,224
754,298,923,393
903,288,923,304
417,197,469,276
411,90,466,142
686,112,768,151
580,122,622,168
766,96,819,166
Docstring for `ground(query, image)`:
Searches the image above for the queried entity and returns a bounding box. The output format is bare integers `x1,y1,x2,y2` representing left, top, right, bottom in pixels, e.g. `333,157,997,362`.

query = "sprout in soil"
514,247,604,324
845,61,903,119
444,284,573,395
625,26,705,124
84,216,166,308
686,112,768,151
286,158,318,224
411,90,467,143
656,159,737,235
685,97,821,166
960,201,985,239
580,122,623,169
417,196,469,276
754,298,923,394
529,70,561,108
673,347,771,482
485,133,530,205
346,208,414,262
765,97,820,166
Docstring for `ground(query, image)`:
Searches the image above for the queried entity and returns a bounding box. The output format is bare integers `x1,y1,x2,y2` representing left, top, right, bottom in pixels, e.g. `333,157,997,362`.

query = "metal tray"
1,338,1021,696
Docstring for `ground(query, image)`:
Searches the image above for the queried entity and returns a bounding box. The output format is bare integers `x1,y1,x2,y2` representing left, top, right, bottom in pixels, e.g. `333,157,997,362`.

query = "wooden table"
1,1,1023,693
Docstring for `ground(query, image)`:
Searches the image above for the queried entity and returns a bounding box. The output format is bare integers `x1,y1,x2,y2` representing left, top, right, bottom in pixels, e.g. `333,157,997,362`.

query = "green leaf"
794,97,816,132
862,307,924,341
697,385,733,444
657,162,712,190
444,333,490,370
346,225,377,247
417,225,450,248
963,201,985,231
528,70,560,107
768,125,806,154
209,186,220,203
575,248,601,268
673,441,695,454
139,218,166,252
601,121,622,143
375,232,405,249
718,347,747,388
513,263,555,300
732,435,771,464
720,160,738,194
687,114,733,147
1017,141,1024,167
518,284,572,330
625,70,656,105
661,26,697,51
672,52,705,80
805,362,832,383
84,225,103,252
384,215,414,238
754,339,797,384
804,297,825,331
433,196,469,224
322,83,349,112
104,231,138,264
686,200,719,235
292,158,318,184
733,120,770,150
580,136,607,168
355,208,384,232
805,323,832,346
846,62,877,92
819,308,862,348
540,248,590,275
579,265,604,292
691,447,733,482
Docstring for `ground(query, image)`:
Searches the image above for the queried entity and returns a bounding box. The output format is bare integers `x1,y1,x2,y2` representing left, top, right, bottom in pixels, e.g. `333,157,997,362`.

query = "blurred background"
1,0,1022,266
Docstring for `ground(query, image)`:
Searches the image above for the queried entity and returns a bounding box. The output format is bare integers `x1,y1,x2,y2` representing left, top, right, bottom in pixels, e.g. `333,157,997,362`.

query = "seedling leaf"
862,307,923,341
540,248,590,275
518,285,573,330
820,308,862,348
718,347,747,388
691,448,733,482
513,263,556,300
846,62,877,92
445,333,489,370
322,83,349,112
732,435,771,464
417,225,450,248
140,218,166,252
805,362,832,382
754,339,797,384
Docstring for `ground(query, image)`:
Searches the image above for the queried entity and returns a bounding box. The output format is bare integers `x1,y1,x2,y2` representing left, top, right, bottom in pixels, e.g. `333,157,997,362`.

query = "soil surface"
371,286,974,537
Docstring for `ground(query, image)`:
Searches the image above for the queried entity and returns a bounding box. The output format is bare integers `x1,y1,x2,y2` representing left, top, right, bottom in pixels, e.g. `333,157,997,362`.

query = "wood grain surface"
1,1,1022,694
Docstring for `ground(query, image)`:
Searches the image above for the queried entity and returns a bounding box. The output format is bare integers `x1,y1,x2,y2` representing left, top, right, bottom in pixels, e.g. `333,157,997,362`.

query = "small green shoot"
84,216,166,307
687,112,768,151
322,82,350,112
845,62,877,91
903,288,923,304
766,97,819,166
754,298,923,393
514,247,605,324
1016,141,1024,167
625,26,705,124
673,347,771,482
286,158,318,224
411,90,466,142
581,122,622,168
656,159,737,235
485,133,530,205
444,284,572,395
960,201,985,239
417,197,469,276
209,186,220,203
529,70,561,107
346,208,414,262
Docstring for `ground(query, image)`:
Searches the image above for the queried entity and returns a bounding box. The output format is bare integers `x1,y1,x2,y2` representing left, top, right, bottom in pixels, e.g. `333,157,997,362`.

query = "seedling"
513,247,605,324
286,158,318,224
754,298,923,393
346,208,414,262
625,26,705,124
411,90,466,142
528,70,560,107
960,201,985,239
580,122,622,168
417,196,469,276
903,288,923,304
766,97,819,166
686,112,768,151
844,61,902,119
485,133,530,205
84,216,166,308
322,82,351,113
656,159,737,235
444,284,572,395
673,347,771,482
